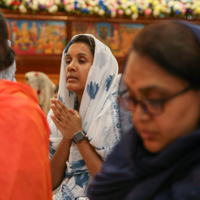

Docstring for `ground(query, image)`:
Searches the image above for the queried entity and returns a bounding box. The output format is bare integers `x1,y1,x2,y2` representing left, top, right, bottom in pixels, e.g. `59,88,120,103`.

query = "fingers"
51,98,70,115
69,109,81,119
50,114,62,130
57,100,70,114
50,100,66,120
74,110,80,118
69,108,75,115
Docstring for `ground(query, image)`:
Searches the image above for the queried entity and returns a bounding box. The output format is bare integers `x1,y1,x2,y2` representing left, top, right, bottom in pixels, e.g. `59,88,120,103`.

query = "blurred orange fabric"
0,80,52,200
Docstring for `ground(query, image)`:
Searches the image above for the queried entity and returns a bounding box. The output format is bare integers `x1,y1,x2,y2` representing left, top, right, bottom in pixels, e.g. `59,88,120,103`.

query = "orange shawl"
0,80,52,200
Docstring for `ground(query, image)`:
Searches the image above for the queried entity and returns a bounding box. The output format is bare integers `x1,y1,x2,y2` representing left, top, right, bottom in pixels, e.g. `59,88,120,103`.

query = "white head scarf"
25,71,56,115
0,40,16,81
48,34,121,198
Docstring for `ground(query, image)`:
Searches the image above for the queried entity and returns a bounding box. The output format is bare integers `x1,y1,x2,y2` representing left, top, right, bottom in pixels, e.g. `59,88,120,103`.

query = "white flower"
174,2,182,11
103,1,108,7
185,3,191,9
98,9,105,16
107,5,112,10
131,13,138,20
161,0,166,6
115,4,119,9
54,0,61,5
30,2,38,11
79,0,85,3
121,3,128,10
89,1,97,6
88,6,93,11
163,7,171,14
140,1,149,9
127,1,133,7
125,8,132,15
19,5,27,13
81,4,87,9
153,10,160,17
111,11,116,18
64,5,71,12
77,2,81,9
5,0,13,6
48,5,58,13
168,1,175,7
94,6,99,13
40,0,46,5
190,4,195,10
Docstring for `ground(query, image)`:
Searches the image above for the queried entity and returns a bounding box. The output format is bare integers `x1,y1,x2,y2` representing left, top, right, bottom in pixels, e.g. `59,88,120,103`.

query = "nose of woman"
133,104,152,122
66,60,77,72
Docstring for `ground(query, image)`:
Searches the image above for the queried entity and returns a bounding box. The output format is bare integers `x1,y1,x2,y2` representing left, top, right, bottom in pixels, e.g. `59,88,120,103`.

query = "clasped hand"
50,98,82,139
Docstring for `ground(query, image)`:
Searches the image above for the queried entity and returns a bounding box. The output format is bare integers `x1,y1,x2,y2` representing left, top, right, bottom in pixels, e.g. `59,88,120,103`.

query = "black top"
88,127,200,200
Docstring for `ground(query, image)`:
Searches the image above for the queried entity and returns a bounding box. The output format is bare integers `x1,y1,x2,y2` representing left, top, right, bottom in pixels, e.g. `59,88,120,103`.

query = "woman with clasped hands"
48,35,121,199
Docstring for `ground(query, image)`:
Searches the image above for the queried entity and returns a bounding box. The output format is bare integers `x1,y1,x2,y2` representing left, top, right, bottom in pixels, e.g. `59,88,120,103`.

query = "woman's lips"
67,77,77,81
138,130,156,140
67,76,78,82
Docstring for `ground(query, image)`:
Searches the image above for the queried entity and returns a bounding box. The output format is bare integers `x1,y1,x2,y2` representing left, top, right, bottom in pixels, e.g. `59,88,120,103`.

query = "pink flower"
63,0,69,5
140,1,145,5
69,4,74,10
48,0,54,7
112,8,117,12
181,3,186,14
182,8,186,14
118,9,124,15
111,1,117,6
144,8,152,16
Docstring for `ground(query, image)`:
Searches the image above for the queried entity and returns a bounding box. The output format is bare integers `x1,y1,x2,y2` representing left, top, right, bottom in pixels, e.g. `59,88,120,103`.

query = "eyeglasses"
117,86,191,116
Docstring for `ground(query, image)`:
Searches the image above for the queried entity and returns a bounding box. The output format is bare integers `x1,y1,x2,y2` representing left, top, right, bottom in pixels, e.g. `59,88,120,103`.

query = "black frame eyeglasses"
117,86,191,116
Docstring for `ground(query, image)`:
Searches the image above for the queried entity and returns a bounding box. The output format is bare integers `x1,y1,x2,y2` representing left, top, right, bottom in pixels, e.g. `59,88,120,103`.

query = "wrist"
72,130,86,144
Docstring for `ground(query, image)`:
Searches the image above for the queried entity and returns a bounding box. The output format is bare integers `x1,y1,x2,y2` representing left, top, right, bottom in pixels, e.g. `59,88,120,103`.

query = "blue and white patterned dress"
48,34,121,199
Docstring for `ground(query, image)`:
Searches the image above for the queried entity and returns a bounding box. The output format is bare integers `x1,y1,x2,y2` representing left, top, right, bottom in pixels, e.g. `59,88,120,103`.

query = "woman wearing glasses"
88,21,200,200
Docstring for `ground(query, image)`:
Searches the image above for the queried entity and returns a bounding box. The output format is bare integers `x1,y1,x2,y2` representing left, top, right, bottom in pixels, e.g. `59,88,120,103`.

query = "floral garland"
1,0,200,20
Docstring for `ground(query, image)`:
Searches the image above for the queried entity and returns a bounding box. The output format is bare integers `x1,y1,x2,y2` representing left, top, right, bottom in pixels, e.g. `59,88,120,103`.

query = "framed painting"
7,19,67,55
119,23,144,56
72,21,144,57
72,21,97,37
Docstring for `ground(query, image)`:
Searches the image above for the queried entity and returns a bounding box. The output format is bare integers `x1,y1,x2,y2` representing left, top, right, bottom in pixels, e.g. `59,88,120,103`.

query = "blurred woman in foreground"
88,21,200,200
0,11,52,200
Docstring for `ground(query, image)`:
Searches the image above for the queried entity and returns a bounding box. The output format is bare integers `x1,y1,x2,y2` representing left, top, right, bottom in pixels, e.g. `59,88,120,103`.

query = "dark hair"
54,84,59,94
131,21,200,90
66,35,95,56
0,11,15,72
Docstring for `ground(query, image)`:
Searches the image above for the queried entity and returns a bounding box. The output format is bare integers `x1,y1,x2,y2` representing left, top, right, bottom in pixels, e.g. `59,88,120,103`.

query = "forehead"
67,42,91,55
124,51,186,90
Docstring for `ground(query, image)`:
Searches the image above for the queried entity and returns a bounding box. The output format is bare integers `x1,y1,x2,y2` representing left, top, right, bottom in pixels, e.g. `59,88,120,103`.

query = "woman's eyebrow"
78,53,88,57
66,53,88,57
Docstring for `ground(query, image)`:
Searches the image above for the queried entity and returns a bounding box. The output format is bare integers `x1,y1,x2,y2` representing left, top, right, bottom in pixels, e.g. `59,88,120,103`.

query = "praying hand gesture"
50,98,82,139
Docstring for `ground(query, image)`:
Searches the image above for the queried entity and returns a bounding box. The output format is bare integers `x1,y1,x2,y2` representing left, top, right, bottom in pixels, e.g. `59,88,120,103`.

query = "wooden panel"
16,73,60,85
15,55,62,74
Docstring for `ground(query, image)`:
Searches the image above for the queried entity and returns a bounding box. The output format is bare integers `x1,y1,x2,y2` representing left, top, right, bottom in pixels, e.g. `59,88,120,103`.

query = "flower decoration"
0,0,200,20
